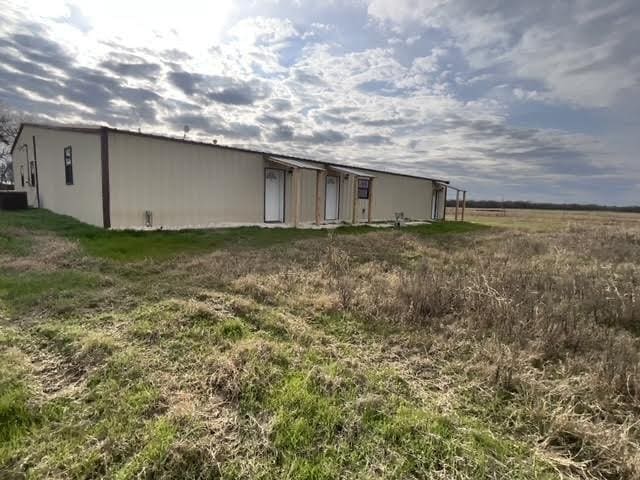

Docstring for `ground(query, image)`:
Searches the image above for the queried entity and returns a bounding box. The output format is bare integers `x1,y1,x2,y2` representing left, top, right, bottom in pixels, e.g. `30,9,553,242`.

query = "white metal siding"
108,133,269,229
12,126,103,226
369,172,434,221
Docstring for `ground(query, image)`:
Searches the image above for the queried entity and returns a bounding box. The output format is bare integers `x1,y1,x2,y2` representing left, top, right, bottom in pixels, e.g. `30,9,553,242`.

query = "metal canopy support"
462,190,467,221
440,183,467,222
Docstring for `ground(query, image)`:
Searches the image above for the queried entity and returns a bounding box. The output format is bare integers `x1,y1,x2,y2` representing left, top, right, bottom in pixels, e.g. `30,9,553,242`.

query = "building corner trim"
100,127,111,229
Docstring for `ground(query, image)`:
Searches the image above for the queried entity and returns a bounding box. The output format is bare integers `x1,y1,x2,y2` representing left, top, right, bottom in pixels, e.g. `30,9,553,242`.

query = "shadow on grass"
0,209,490,261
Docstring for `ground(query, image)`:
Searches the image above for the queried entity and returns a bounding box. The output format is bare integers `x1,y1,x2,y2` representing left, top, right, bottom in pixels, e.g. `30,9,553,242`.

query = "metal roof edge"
11,122,449,184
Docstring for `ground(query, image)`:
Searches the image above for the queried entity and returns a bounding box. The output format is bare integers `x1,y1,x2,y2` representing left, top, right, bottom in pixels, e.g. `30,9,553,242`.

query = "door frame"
263,167,286,223
324,174,340,221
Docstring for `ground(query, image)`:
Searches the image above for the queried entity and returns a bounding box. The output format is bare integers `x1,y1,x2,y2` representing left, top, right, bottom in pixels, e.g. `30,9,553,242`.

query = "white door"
325,175,339,221
265,168,285,222
432,189,440,219
357,178,370,222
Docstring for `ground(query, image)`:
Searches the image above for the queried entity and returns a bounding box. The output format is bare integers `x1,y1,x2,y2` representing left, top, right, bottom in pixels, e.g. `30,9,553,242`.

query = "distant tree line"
446,199,640,213
0,103,19,185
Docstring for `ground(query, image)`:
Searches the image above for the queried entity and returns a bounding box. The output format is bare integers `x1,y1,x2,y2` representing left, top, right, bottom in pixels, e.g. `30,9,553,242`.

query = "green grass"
0,229,32,256
0,270,104,316
0,209,488,261
0,352,35,454
231,354,556,479
0,208,567,479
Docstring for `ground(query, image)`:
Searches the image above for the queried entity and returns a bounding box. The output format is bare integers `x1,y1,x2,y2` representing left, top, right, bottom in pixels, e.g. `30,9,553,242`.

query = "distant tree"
448,199,640,213
0,105,19,185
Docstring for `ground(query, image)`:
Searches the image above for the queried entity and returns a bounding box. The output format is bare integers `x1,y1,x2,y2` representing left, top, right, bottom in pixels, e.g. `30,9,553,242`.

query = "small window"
30,161,36,186
64,146,73,185
20,166,24,187
357,178,370,199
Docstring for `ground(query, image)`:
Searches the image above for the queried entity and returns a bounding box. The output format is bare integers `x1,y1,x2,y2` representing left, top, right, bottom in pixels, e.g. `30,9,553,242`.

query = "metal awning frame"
328,165,375,178
266,155,325,171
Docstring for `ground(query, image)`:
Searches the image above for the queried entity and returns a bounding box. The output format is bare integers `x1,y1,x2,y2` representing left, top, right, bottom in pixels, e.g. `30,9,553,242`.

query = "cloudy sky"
1,0,639,204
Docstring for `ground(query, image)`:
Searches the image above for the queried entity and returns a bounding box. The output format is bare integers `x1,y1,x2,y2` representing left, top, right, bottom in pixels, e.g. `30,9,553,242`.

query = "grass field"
1,208,639,479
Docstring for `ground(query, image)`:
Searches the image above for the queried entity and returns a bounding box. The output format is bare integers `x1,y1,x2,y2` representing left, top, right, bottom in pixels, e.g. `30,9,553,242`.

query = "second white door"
325,175,339,221
265,168,285,222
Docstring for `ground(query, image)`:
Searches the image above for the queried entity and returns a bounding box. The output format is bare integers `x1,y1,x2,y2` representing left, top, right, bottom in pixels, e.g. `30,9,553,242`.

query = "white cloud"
366,0,640,108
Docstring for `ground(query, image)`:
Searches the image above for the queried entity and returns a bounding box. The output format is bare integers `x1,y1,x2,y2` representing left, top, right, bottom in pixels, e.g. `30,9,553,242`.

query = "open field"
449,206,640,232
1,208,639,479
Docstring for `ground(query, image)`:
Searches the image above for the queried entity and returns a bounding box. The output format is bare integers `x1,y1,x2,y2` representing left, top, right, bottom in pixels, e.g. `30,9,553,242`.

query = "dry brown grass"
2,209,640,479
172,211,640,478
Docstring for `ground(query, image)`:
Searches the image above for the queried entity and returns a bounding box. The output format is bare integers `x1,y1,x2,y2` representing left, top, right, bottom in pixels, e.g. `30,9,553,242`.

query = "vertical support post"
461,190,466,222
367,178,373,223
293,168,301,227
315,170,322,225
32,136,40,208
351,175,358,224
442,186,448,222
455,190,460,221
100,128,111,228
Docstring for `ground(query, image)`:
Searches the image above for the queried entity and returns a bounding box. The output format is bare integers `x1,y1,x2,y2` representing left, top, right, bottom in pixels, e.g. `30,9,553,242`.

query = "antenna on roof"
183,125,190,140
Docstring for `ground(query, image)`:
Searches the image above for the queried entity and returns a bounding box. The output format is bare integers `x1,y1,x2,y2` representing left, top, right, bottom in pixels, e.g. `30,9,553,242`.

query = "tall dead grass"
320,227,640,478
191,223,640,478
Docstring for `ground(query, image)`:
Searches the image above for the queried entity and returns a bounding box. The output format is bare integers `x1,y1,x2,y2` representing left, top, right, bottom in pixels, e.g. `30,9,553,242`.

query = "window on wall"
20,166,24,187
64,146,73,185
357,178,370,199
30,161,36,186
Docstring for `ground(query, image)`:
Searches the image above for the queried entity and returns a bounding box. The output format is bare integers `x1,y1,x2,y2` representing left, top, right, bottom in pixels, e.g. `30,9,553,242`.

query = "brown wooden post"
367,178,373,223
461,190,466,221
455,190,459,221
315,170,322,225
352,175,358,224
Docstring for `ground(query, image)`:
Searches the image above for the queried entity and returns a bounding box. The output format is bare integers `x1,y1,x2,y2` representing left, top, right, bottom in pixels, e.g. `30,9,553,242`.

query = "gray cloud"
352,134,391,145
101,60,161,79
301,129,348,144
169,70,271,105
270,98,293,111
293,69,326,85
268,124,295,141
207,85,259,106
168,71,204,95
167,113,262,140
0,34,160,124
9,33,72,70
